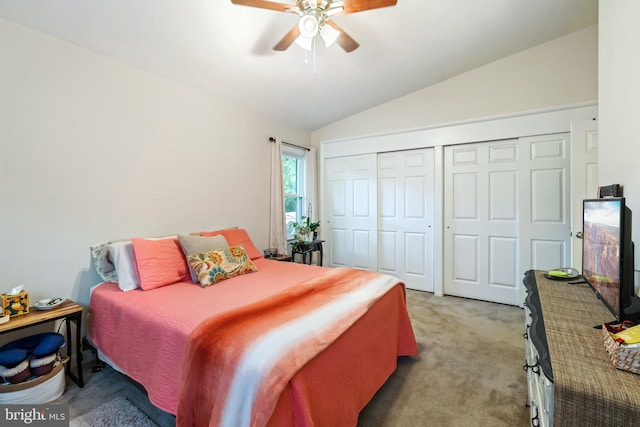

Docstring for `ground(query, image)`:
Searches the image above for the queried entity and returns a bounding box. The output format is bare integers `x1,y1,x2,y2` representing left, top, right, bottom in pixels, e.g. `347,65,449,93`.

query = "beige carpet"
357,290,529,426
59,289,529,427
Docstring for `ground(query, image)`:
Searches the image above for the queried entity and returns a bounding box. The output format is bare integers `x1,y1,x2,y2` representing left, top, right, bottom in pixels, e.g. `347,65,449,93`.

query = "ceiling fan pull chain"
313,36,317,75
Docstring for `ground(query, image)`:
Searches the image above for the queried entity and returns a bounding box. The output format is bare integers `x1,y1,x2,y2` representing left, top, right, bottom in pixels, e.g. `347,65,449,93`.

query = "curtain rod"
269,137,310,152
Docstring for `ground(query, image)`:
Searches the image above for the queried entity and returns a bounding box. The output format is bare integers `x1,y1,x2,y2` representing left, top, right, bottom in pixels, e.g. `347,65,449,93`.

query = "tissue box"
2,291,29,317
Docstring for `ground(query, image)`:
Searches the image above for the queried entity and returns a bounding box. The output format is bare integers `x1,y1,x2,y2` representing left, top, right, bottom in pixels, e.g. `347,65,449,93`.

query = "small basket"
263,248,278,258
0,356,68,404
601,326,640,374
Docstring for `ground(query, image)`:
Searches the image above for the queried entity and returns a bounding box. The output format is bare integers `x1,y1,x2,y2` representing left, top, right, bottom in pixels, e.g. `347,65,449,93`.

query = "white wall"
0,18,309,306
312,25,598,144
599,0,640,288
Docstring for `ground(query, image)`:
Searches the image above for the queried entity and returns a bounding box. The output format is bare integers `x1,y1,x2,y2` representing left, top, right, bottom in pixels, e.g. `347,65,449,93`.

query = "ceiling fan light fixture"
298,14,319,38
319,23,340,47
295,35,314,51
233,0,395,55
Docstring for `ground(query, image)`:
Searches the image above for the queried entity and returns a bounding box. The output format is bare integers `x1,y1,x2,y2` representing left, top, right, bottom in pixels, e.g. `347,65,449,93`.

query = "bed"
88,230,418,426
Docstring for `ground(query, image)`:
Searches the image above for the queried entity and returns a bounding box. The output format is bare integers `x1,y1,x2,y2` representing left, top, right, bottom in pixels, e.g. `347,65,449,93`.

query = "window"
282,148,306,239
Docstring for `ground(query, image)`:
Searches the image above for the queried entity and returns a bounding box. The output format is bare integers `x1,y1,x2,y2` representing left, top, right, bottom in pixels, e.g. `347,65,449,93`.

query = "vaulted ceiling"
0,0,598,130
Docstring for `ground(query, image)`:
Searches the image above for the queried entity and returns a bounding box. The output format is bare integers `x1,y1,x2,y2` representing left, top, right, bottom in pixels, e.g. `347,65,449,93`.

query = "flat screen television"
582,197,636,322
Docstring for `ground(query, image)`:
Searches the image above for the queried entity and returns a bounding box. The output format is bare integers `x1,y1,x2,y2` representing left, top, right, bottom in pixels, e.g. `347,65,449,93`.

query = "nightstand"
291,240,324,266
0,299,84,387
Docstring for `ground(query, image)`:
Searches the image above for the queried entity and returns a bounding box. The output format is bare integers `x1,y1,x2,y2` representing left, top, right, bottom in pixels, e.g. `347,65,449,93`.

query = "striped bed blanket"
176,267,413,427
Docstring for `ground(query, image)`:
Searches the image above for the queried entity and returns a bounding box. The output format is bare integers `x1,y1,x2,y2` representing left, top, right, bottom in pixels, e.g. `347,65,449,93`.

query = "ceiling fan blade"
273,24,301,51
340,0,397,15
230,0,293,12
326,20,359,52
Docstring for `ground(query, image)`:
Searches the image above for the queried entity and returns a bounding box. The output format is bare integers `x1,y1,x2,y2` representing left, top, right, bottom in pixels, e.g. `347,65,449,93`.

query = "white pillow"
108,241,140,292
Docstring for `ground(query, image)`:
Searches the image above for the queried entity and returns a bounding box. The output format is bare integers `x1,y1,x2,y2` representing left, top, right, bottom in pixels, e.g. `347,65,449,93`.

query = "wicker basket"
602,326,640,374
0,357,68,404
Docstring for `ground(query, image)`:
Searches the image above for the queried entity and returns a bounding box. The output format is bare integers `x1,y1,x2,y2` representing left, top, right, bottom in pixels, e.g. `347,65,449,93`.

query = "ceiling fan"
231,0,398,53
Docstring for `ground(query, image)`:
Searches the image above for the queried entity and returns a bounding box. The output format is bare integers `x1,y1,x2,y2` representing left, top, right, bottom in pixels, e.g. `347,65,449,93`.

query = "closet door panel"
489,236,517,286
377,149,435,292
353,230,374,270
405,176,425,218
324,154,377,270
330,228,348,266
405,232,426,276
378,231,397,273
445,140,520,304
520,134,572,280
452,234,479,283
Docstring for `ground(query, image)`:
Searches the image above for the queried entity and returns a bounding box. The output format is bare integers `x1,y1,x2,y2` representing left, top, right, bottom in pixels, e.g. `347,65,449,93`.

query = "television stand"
523,270,640,426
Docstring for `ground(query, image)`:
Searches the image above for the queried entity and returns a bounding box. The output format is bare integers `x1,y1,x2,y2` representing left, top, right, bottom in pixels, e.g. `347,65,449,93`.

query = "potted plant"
309,219,320,240
292,216,320,242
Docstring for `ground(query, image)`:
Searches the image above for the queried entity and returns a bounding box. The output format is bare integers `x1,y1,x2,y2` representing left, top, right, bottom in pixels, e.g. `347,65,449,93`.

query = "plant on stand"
309,220,320,241
292,216,320,244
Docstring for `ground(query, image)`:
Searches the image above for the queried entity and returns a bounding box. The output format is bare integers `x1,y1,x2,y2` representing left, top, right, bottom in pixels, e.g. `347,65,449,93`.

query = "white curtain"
269,137,288,255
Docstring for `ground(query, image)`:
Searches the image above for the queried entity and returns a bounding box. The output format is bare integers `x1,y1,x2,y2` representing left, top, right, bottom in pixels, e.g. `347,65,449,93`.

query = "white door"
444,134,571,305
444,139,521,304
519,133,572,278
324,154,377,270
378,149,435,292
570,119,599,270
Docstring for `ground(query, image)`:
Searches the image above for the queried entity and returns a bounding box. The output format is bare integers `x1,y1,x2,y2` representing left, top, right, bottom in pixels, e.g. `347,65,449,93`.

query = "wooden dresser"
523,270,640,426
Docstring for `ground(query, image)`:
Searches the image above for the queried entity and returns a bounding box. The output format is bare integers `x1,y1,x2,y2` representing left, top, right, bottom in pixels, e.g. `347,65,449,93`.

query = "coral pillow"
199,228,263,260
187,245,258,287
132,238,190,290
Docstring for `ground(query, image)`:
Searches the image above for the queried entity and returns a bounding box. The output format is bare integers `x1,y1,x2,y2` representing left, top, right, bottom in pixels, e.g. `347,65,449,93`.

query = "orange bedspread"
177,268,416,427
89,259,417,426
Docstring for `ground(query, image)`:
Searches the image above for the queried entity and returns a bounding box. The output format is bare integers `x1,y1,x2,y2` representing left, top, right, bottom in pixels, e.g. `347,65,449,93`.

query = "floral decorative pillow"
90,242,118,283
188,245,258,287
178,234,229,283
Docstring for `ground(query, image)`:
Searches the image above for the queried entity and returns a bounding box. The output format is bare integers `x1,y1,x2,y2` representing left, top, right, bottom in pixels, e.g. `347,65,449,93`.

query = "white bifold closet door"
324,150,435,289
325,154,378,270
444,134,571,305
377,149,435,292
